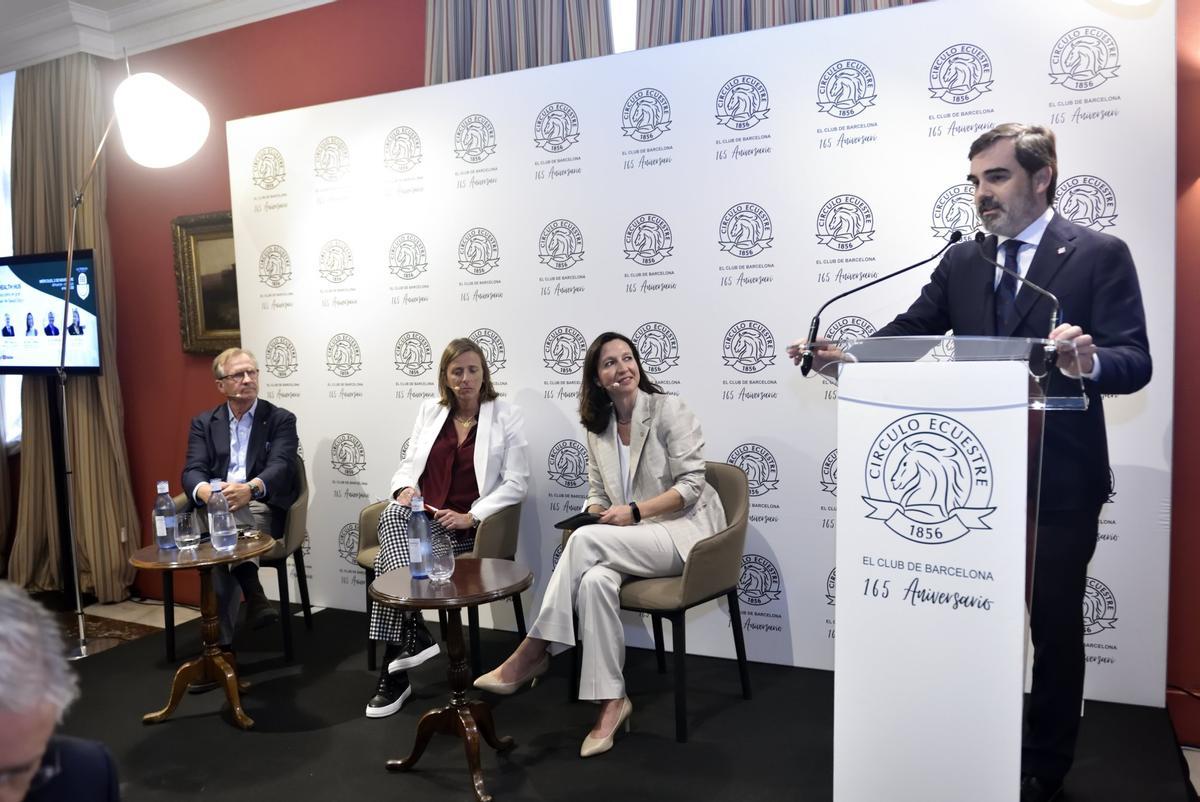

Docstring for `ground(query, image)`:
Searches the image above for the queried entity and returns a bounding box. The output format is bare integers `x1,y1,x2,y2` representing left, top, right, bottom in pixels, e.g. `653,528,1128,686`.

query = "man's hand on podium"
1049,323,1096,379
787,337,847,374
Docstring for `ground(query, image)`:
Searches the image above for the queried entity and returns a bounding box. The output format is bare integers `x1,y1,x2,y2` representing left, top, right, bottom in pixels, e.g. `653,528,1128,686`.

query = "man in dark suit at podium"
183,347,299,649
795,123,1151,802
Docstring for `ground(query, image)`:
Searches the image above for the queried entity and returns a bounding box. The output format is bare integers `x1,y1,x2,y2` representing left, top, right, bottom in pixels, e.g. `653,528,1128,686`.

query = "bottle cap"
157,481,169,494
210,479,223,492
411,495,424,512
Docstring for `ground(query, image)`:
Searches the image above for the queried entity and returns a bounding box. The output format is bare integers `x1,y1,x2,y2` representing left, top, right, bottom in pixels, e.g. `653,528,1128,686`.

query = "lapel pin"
1057,246,1066,255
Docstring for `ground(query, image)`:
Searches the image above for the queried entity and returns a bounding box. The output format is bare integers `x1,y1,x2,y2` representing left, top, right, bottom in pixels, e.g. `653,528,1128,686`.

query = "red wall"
104,0,425,604
103,0,1200,742
1168,1,1200,744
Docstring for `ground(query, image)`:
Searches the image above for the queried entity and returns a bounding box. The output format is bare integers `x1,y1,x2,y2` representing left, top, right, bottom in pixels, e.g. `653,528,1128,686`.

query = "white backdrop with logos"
226,0,1175,706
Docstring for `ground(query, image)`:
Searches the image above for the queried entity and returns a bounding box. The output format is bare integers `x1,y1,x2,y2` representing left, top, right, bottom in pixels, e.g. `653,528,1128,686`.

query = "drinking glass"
174,511,201,549
427,529,455,583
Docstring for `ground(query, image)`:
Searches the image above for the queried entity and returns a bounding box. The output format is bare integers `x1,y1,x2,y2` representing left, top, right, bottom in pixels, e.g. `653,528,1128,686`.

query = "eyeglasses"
221,369,259,382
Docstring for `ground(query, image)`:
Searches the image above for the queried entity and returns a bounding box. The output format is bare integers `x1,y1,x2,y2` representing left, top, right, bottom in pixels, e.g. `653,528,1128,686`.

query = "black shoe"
388,624,440,673
365,671,411,718
245,591,279,630
1020,775,1064,802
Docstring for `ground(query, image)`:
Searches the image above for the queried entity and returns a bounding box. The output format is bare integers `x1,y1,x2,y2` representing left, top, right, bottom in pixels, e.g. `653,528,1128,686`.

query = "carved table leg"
143,656,205,724
469,699,515,752
213,651,254,729
388,706,451,771
387,605,515,802
144,565,253,729
455,707,491,802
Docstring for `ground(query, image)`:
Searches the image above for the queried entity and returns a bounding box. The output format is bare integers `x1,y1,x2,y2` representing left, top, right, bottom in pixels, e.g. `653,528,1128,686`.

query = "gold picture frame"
172,211,240,354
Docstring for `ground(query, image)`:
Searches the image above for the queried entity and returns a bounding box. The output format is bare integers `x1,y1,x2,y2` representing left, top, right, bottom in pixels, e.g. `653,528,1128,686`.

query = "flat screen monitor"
0,251,101,374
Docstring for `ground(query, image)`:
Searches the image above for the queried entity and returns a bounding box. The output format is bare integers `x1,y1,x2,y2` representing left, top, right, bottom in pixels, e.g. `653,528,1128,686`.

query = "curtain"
426,0,613,85
7,53,138,601
637,0,919,48
0,392,10,576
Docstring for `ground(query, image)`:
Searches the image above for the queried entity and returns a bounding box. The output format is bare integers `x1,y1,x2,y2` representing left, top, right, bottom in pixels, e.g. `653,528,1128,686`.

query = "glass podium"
824,336,1084,802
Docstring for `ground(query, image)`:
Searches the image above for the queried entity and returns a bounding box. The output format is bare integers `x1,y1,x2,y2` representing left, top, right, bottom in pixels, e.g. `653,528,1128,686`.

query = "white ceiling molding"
0,0,336,75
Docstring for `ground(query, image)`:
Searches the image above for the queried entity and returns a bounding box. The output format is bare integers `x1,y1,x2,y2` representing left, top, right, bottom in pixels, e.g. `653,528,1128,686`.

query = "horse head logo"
863,415,994,545
1063,37,1106,77
829,69,865,104
939,54,981,91
889,439,968,521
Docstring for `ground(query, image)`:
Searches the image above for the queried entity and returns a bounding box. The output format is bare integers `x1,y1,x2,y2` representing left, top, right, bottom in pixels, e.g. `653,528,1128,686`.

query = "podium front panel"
833,361,1031,802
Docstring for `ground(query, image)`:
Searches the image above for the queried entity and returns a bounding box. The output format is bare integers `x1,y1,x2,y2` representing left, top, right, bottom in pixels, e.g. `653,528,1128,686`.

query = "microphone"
799,231,963,376
973,232,1061,336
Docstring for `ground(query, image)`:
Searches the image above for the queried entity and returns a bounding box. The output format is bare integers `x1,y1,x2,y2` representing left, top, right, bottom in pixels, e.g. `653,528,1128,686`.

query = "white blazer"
389,398,530,521
584,391,726,560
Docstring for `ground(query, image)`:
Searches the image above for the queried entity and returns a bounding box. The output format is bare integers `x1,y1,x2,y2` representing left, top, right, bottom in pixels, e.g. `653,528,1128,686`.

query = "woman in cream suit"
476,331,726,757
365,337,529,718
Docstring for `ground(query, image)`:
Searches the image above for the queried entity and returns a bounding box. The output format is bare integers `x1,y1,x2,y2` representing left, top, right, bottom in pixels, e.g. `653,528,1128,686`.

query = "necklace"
454,415,477,428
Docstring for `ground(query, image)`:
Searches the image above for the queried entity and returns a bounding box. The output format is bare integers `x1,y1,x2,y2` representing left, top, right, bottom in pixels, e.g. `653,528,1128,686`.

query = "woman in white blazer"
475,332,726,757
365,337,529,718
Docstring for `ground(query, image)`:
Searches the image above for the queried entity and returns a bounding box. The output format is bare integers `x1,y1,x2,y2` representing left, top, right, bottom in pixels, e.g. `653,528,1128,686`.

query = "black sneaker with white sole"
365,671,411,718
388,624,440,673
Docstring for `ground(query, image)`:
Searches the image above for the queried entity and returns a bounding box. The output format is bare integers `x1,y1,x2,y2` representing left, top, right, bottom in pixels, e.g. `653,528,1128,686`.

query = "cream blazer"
584,391,726,560
389,398,530,521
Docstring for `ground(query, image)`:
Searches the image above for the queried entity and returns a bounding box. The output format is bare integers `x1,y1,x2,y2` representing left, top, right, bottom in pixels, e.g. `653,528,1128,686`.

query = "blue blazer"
182,397,299,536
876,213,1152,511
26,735,119,802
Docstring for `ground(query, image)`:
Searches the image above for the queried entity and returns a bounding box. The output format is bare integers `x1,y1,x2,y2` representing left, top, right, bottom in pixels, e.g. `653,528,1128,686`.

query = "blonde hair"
436,338,498,408
212,348,257,380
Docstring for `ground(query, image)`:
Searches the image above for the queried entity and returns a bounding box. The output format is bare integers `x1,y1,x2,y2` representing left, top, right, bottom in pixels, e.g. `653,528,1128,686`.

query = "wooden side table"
130,533,275,729
370,557,533,802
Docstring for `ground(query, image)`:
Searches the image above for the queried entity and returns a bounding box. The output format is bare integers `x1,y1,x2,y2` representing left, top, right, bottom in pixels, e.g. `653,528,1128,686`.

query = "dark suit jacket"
43,324,59,335
875,213,1151,512
182,397,299,537
67,323,84,335
1,325,13,336
25,735,120,802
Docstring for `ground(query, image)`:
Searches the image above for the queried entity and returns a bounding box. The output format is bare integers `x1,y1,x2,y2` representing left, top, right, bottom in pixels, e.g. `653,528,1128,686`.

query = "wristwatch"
469,513,480,528
250,482,265,501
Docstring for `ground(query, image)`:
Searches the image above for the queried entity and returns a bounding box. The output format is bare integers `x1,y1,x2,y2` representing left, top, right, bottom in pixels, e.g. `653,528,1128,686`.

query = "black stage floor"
61,608,1193,801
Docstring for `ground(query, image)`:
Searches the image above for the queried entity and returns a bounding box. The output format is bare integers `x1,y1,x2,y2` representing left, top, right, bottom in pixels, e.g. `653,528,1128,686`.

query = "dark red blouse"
418,414,479,515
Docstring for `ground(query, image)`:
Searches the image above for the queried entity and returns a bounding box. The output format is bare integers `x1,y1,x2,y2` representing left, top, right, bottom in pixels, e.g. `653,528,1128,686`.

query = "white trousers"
528,523,684,701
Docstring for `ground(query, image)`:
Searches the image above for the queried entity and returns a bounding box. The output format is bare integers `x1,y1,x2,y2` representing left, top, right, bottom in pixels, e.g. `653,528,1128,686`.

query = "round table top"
369,557,533,611
129,532,276,571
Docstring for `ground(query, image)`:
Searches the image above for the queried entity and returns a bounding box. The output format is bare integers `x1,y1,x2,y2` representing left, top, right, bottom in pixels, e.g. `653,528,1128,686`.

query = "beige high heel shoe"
473,653,549,695
580,697,633,758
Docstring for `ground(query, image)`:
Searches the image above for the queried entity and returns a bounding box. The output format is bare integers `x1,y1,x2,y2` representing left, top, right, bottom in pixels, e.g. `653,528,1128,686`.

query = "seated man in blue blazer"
183,347,299,649
0,581,120,802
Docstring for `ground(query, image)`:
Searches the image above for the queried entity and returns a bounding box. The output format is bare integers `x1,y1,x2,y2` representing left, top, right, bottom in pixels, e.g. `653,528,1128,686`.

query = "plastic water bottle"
208,479,238,551
153,481,177,549
409,496,431,579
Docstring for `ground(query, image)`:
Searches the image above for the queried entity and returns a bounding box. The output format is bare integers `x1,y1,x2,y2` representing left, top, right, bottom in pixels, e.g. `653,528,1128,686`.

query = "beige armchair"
358,500,525,676
565,461,752,742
